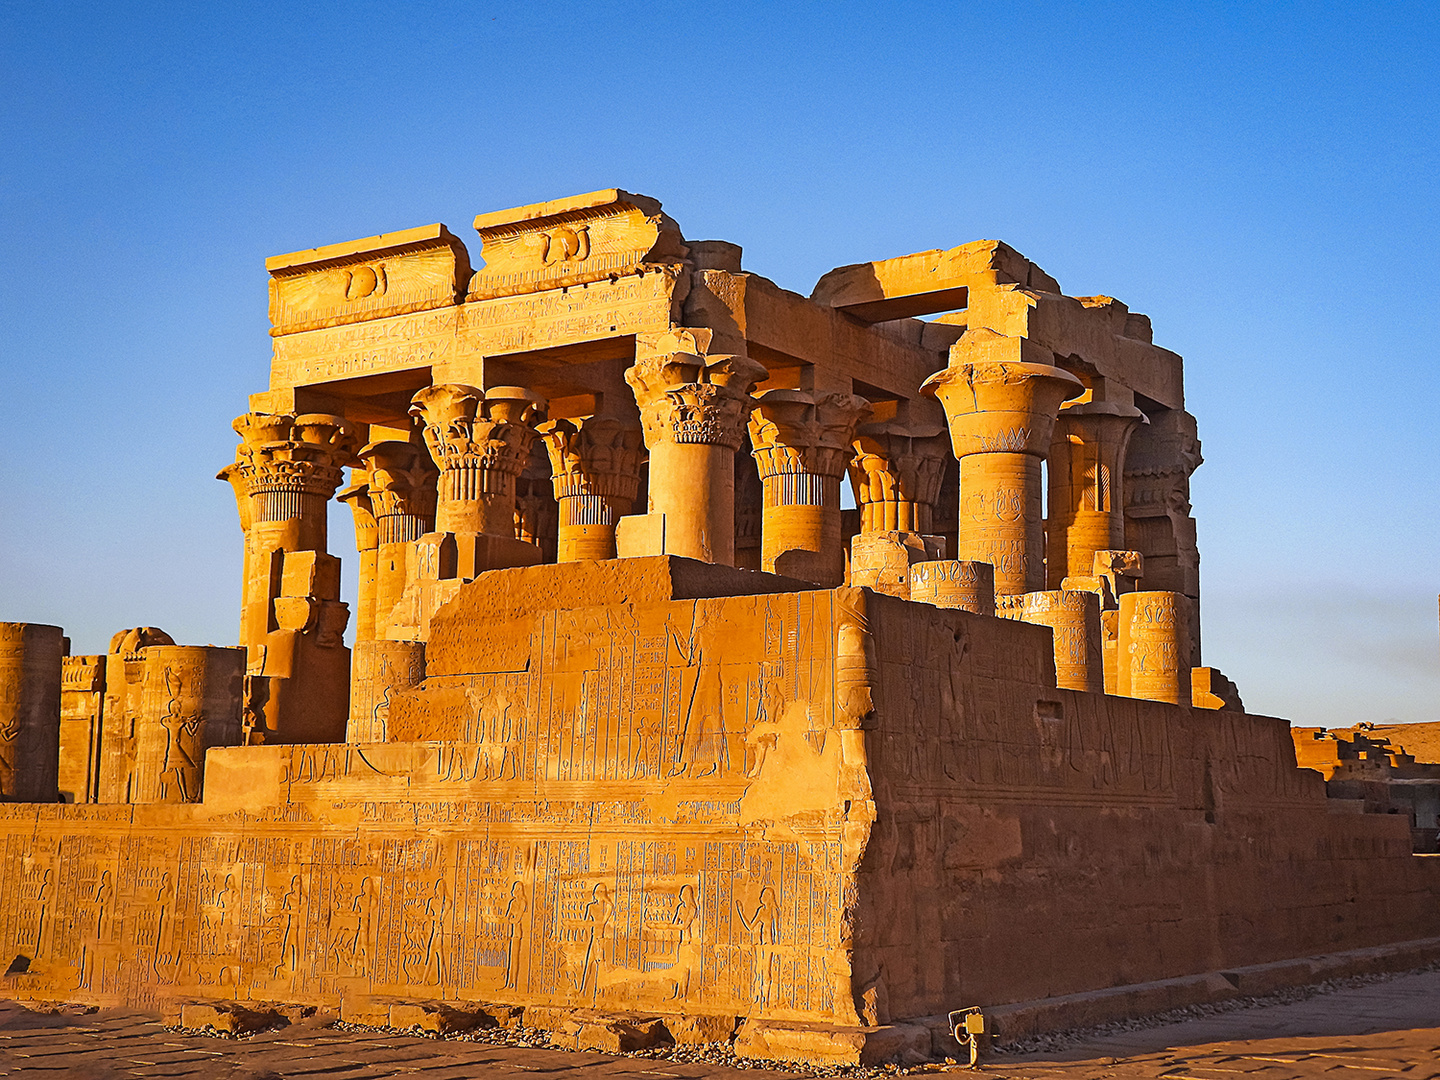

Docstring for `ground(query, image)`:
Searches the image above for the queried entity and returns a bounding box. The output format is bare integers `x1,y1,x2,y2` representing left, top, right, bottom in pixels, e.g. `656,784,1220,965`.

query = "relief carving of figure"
503,879,528,990
578,882,613,993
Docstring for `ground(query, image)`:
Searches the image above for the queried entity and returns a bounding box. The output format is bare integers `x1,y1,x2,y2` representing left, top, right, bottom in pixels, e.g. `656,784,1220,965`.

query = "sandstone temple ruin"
2,189,1437,1063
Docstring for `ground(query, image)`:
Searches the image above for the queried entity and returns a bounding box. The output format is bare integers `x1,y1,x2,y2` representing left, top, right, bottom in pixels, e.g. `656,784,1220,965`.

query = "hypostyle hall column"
1118,591,1193,705
131,645,245,804
539,416,644,562
748,390,870,586
221,412,362,649
362,441,437,637
410,384,544,538
922,331,1083,596
625,336,766,565
337,477,378,642
0,623,63,803
1047,401,1146,589
221,412,360,744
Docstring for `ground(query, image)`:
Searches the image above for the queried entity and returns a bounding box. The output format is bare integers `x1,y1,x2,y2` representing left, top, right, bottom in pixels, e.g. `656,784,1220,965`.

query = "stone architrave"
909,560,996,616
0,623,64,803
998,591,1104,693
130,646,245,804
624,330,766,565
349,640,427,742
1117,590,1193,705
539,415,644,562
360,440,436,638
748,390,870,586
922,331,1084,596
1047,401,1146,589
59,655,106,803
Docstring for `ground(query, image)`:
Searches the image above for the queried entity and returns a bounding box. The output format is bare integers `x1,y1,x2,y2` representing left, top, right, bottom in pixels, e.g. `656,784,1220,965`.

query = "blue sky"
2,1,1436,725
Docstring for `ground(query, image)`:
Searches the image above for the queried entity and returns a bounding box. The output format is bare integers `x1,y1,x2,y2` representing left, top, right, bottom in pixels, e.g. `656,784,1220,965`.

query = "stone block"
661,1013,739,1044
735,1019,931,1066
388,1000,492,1034
279,551,341,600
616,512,666,558
174,1001,282,1035
551,1012,671,1052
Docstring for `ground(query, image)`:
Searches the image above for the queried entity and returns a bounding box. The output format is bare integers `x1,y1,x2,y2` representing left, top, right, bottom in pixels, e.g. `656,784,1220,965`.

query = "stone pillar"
98,627,173,802
348,640,426,742
410,384,544,538
390,385,545,641
539,415,644,562
131,646,245,804
922,332,1084,596
222,412,361,649
997,591,1103,693
624,335,766,565
361,441,436,638
1047,401,1145,589
748,390,870,586
59,655,106,803
910,560,996,616
337,476,379,642
1124,407,1203,663
1117,591,1193,705
0,623,63,803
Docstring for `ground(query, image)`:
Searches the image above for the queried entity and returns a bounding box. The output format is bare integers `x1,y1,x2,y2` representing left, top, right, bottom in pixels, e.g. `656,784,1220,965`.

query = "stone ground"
2,970,1438,1080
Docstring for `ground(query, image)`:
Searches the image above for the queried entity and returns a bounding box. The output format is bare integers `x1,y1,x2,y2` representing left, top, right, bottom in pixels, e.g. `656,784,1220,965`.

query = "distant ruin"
2,190,1437,1064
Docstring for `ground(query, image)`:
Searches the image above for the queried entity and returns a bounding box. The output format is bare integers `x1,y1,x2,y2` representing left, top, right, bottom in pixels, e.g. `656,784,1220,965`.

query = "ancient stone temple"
2,189,1438,1064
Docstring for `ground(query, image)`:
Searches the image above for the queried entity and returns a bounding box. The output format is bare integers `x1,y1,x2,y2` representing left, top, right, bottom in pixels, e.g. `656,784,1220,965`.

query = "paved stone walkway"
2,971,1438,1079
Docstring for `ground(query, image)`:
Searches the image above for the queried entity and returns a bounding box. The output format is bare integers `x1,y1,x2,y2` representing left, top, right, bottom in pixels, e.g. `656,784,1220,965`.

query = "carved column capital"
625,351,766,451
409,384,546,536
847,420,951,533
410,384,545,486
920,344,1084,458
224,412,363,517
748,391,871,486
360,440,438,543
539,415,645,503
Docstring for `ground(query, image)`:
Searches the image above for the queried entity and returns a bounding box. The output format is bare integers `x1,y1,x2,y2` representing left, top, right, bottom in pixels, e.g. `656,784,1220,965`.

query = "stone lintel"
810,240,1059,324
472,188,663,232
266,223,471,275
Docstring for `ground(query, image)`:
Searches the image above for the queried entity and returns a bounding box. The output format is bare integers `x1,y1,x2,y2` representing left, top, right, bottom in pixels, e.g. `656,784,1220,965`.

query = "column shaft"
0,623,63,802
957,452,1043,595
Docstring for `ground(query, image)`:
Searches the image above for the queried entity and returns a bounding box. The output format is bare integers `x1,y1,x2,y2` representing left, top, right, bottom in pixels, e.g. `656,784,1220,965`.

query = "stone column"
624,339,766,565
337,476,379,642
909,561,996,615
59,655,105,803
1047,401,1145,589
362,441,436,637
222,412,361,649
998,591,1103,693
922,332,1084,596
1117,591,1193,705
0,623,63,803
98,627,173,802
748,390,870,586
539,415,644,562
131,646,245,804
410,384,544,537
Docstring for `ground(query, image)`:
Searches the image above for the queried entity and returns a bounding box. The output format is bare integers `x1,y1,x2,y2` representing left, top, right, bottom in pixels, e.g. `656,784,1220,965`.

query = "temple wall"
2,578,1438,1026
854,594,1440,1021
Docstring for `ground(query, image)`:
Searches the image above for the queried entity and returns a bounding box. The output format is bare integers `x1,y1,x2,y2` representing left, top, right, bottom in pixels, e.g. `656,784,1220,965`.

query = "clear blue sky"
2,1,1436,726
